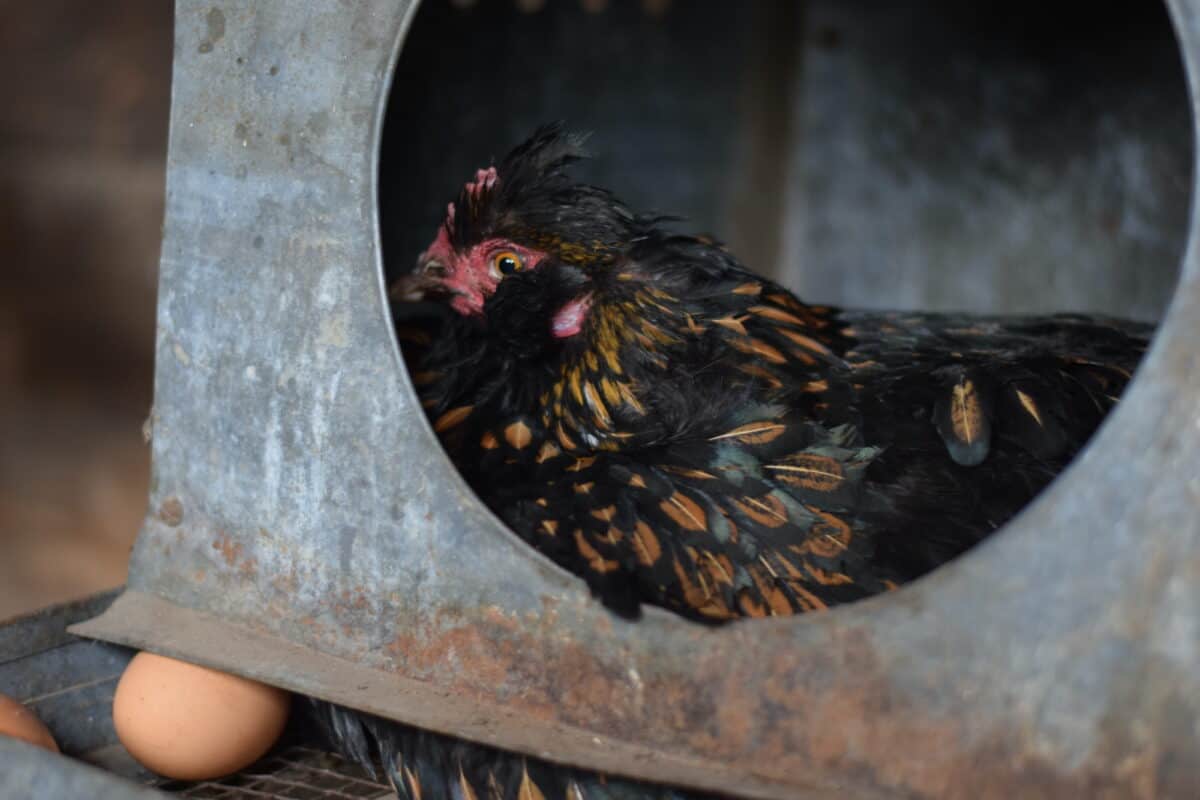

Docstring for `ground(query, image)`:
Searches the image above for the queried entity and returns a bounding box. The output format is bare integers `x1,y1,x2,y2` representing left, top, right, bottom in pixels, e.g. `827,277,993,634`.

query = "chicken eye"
492,250,524,277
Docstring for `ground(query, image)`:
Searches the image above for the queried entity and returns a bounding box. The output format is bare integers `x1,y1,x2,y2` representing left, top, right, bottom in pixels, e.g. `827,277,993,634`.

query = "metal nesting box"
73,1,1199,797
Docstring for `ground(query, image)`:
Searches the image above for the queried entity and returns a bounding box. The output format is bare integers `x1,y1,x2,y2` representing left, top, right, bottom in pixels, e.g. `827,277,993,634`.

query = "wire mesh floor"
153,746,393,799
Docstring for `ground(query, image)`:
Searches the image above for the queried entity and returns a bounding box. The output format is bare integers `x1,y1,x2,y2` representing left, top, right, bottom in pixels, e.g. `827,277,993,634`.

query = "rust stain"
271,572,298,594
344,591,369,611
211,532,243,567
157,496,185,527
481,605,521,632
386,619,523,699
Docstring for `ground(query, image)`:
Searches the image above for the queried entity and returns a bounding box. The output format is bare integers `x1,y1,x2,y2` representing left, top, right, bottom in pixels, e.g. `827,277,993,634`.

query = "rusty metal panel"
74,1,1200,797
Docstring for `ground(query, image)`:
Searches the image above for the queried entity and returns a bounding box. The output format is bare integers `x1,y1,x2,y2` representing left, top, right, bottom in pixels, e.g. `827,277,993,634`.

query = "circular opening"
379,0,1191,621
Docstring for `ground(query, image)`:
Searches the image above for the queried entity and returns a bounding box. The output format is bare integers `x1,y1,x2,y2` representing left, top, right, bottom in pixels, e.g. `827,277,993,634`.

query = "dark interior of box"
381,0,1191,323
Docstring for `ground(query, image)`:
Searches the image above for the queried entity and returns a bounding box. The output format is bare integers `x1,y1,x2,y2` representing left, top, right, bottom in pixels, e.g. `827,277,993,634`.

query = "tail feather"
302,699,712,800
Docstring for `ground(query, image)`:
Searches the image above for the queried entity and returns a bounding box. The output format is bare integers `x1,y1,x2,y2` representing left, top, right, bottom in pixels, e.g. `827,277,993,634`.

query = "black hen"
310,124,1150,797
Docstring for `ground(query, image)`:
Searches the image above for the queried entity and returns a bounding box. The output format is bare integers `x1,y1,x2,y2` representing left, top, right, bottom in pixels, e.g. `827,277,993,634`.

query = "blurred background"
1,0,1192,620
0,2,171,618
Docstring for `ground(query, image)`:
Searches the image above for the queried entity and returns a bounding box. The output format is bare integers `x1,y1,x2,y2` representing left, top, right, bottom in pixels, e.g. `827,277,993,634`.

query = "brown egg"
0,693,59,752
112,651,290,780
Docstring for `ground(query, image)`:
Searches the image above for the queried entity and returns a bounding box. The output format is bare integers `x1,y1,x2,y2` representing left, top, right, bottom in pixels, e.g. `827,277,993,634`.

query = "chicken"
311,124,1150,798
394,124,1147,621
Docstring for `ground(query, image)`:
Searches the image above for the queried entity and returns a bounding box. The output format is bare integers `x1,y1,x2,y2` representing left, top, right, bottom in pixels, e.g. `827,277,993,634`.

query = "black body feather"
309,125,1151,797
303,699,707,800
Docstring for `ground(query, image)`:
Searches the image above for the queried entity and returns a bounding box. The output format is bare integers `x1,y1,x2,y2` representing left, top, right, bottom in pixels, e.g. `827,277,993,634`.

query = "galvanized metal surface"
75,1,1200,798
783,0,1190,320
0,737,168,800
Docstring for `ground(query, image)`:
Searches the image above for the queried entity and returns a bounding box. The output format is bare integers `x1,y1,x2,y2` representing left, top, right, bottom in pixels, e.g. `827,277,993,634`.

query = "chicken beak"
389,257,448,302
389,273,433,302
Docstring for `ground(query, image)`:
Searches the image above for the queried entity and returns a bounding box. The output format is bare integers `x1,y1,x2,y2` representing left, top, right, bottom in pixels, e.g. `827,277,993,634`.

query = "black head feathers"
449,123,640,266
